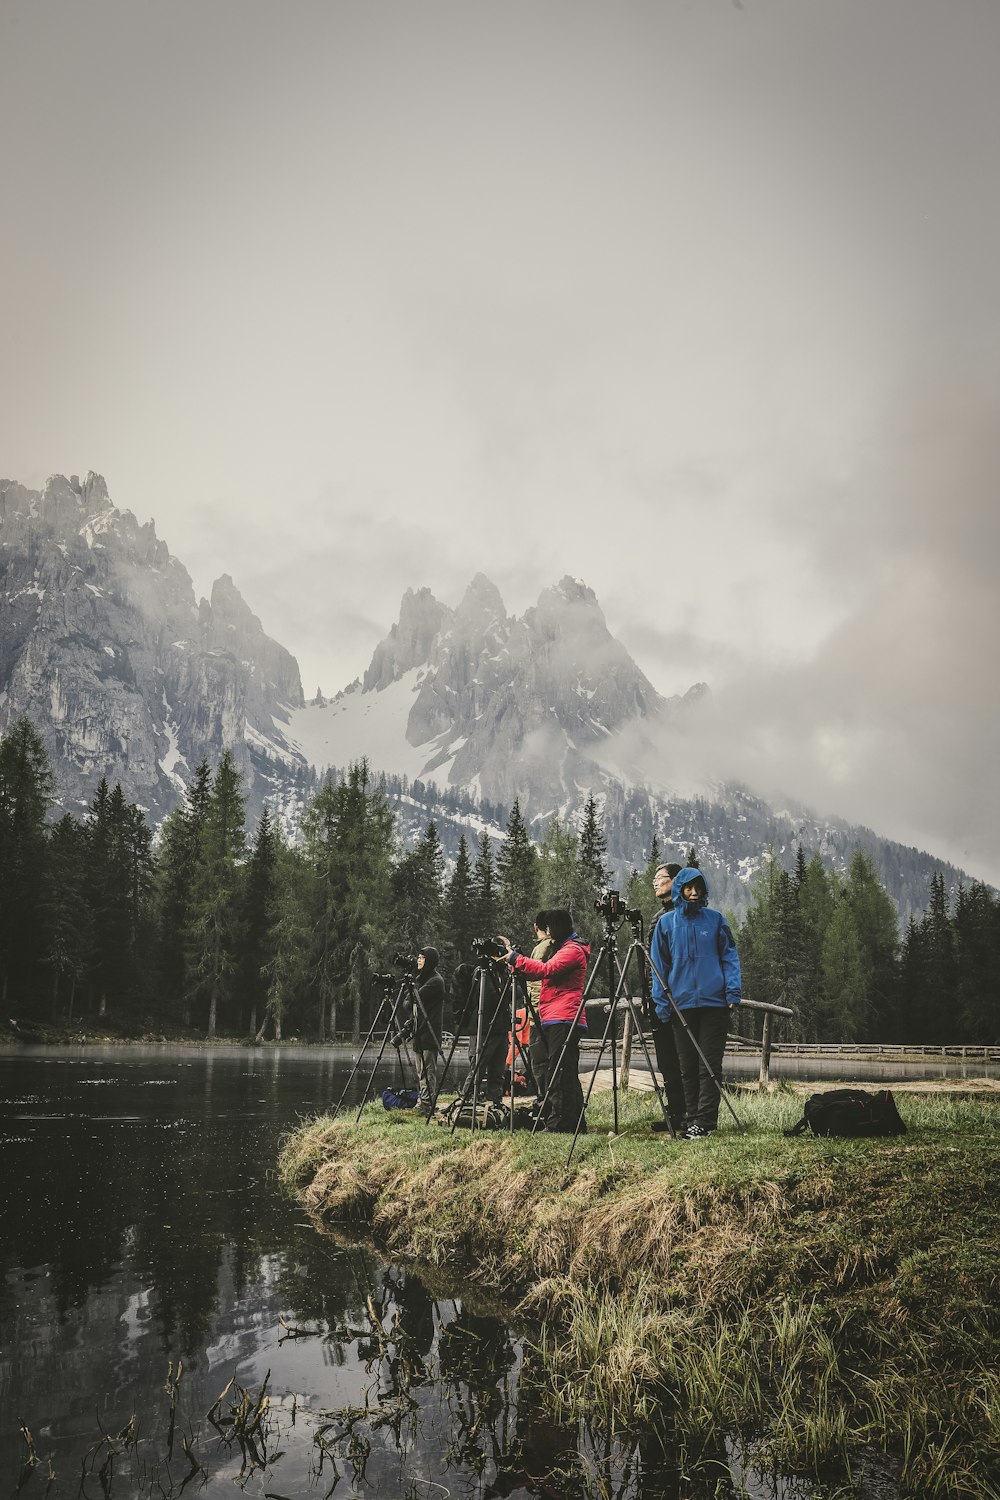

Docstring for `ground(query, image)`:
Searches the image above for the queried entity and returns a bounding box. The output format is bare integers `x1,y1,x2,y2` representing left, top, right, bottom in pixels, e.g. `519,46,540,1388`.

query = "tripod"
331,970,444,1123
560,910,673,1164
432,962,538,1134
327,974,410,1119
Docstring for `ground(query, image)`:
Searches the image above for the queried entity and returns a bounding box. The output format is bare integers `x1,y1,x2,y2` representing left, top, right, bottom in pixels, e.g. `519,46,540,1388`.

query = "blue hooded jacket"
649,866,742,1020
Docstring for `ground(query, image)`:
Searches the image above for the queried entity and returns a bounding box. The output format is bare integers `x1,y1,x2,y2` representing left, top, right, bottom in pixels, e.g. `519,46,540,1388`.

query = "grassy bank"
280,1087,1000,1498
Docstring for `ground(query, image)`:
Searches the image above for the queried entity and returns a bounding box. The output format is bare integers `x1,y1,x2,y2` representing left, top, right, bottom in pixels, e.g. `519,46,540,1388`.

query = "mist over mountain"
0,472,969,918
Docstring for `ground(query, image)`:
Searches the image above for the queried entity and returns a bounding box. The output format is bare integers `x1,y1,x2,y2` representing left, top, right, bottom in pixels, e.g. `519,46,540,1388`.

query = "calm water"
0,1045,887,1500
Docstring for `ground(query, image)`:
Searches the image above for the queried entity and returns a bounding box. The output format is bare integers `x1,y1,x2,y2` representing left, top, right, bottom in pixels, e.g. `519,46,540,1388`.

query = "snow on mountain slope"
284,670,467,784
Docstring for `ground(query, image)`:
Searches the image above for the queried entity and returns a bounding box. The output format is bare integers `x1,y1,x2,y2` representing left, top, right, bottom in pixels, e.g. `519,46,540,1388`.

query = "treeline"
0,719,613,1039
1,717,996,1044
735,846,999,1044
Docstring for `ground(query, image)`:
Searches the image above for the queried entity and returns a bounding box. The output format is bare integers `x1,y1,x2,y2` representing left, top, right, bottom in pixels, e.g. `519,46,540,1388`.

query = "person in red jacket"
499,910,590,1133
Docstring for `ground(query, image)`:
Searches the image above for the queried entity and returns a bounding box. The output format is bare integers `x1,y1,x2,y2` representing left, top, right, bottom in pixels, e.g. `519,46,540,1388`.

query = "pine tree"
796,852,837,1040
0,717,54,1008
185,751,246,1037
496,799,541,938
86,780,153,1019
472,831,498,939
239,808,279,1036
578,794,609,896
843,849,899,1040
443,833,476,969
392,821,445,952
38,814,92,1020
301,760,397,1041
918,873,956,1042
537,816,593,942
953,883,1000,1042
821,896,867,1041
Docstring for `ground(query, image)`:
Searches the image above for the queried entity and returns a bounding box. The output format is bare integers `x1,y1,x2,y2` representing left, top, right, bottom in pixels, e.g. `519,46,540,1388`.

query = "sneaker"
684,1123,714,1140
652,1118,686,1135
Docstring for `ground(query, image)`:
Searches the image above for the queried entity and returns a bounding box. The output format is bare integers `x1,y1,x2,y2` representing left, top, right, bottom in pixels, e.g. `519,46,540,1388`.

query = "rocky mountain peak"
454,572,507,629
1,471,305,826
362,586,452,692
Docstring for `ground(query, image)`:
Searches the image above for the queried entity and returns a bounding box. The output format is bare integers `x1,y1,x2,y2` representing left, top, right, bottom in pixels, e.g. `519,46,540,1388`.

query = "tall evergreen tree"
185,751,246,1037
953,882,1000,1042
301,760,397,1041
578,794,609,896
392,820,445,952
821,896,867,1041
496,799,541,937
537,815,593,941
155,760,213,1024
0,717,54,1008
443,833,476,968
38,814,92,1020
471,831,498,939
843,849,899,1040
239,807,280,1036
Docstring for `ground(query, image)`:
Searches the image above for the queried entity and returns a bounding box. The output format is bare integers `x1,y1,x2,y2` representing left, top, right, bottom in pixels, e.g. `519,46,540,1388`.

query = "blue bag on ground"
382,1087,420,1110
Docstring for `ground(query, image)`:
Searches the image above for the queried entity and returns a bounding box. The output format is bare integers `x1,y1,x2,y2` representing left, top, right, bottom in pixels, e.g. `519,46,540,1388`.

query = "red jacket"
512,938,590,1027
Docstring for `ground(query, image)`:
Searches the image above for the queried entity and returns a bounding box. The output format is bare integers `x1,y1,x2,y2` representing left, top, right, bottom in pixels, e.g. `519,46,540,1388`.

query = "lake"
0,1044,907,1499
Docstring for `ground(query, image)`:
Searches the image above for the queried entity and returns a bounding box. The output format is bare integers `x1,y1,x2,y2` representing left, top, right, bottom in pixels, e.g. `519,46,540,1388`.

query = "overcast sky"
2,0,998,883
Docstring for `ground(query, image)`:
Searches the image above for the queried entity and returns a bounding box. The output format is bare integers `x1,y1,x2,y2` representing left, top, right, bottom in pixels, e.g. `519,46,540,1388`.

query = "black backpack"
784,1088,907,1139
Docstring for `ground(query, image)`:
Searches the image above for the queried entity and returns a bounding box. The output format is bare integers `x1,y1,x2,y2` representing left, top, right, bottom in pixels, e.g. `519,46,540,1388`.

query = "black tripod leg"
565,979,623,1165
330,992,392,1118
427,972,480,1122
355,985,409,1122
619,942,676,1136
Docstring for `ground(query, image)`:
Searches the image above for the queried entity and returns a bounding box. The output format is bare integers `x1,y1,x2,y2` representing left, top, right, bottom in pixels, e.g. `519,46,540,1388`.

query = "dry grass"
279,1089,1000,1498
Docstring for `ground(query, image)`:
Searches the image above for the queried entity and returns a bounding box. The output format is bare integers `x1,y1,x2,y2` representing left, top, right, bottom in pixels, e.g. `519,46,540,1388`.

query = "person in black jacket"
412,946,446,1117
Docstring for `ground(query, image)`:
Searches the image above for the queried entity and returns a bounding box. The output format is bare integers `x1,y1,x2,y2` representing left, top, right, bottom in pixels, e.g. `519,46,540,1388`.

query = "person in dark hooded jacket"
412,946,446,1116
499,910,590,1133
649,867,741,1138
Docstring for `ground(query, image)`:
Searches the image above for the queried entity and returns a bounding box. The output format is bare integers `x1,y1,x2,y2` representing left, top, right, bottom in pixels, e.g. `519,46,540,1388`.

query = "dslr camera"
471,935,507,961
392,951,419,976
594,890,643,924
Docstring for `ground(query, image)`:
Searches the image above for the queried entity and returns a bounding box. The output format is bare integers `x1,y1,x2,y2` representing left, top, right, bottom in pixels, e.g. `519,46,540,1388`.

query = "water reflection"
0,1046,883,1498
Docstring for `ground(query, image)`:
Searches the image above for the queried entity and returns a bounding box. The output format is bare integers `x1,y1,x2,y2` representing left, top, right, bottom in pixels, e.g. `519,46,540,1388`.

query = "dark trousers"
650,1016,686,1130
530,1021,585,1132
672,1006,730,1130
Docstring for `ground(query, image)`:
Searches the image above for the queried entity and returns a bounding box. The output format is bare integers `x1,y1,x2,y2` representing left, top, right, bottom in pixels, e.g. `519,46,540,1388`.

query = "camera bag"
784,1088,907,1138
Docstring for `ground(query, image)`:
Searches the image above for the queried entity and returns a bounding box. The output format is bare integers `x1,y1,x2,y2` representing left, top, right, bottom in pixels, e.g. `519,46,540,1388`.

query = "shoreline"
280,1087,1000,1498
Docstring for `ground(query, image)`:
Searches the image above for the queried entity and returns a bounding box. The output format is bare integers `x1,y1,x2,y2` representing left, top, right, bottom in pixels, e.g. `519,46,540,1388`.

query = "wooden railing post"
759,1011,773,1088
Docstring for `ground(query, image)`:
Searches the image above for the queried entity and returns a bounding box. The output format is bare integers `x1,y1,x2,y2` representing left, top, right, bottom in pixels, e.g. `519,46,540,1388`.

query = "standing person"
499,910,590,1133
412,946,445,1117
649,868,741,1138
648,863,687,1136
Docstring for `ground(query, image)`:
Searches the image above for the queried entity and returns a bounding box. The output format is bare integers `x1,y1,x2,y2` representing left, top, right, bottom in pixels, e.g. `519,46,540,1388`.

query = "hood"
671,866,709,911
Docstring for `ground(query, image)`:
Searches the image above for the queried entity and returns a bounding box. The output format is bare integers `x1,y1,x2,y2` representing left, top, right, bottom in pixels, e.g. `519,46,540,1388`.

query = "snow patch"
159,693,188,789
285,669,436,780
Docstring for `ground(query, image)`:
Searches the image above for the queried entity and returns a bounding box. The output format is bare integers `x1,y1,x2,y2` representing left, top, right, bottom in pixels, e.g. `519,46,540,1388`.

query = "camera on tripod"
594,890,642,924
471,935,507,961
392,951,419,975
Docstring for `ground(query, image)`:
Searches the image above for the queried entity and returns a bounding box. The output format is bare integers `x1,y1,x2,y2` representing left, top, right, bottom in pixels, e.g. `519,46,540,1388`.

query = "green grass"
279,1087,1000,1498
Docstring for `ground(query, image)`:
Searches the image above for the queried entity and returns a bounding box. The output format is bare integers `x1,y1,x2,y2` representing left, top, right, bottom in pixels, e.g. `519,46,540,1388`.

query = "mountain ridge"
0,471,975,918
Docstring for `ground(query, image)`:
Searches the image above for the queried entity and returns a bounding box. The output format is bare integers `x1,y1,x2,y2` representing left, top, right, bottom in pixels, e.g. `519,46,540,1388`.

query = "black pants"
672,1007,730,1130
530,1021,585,1132
650,1016,686,1130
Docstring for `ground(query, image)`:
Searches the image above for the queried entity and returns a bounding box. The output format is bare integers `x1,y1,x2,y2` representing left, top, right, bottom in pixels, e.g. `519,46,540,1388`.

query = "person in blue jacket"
649,866,741,1138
